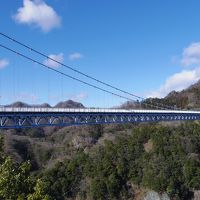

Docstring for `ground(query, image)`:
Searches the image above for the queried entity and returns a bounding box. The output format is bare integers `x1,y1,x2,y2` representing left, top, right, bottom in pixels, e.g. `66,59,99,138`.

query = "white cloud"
14,0,61,32
0,59,9,69
68,92,88,102
148,68,200,98
16,92,38,102
148,42,200,98
69,52,83,61
181,42,200,66
44,53,64,68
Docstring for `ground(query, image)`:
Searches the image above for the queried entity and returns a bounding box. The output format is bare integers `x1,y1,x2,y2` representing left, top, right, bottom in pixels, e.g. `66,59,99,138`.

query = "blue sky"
1,0,200,107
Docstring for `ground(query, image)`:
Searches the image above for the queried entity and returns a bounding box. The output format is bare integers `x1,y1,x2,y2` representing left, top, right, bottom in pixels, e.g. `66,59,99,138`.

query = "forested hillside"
1,82,200,199
2,122,200,199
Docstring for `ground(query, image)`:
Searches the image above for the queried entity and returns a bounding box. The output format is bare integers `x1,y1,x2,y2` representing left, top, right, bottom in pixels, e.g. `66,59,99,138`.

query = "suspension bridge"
0,32,200,129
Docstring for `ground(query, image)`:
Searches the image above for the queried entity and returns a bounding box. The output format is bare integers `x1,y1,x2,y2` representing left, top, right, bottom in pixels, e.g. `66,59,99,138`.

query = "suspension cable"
0,32,174,110
0,43,137,103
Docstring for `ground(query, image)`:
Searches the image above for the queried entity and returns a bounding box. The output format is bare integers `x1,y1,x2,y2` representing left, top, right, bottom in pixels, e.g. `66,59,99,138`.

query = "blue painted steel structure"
1,109,200,129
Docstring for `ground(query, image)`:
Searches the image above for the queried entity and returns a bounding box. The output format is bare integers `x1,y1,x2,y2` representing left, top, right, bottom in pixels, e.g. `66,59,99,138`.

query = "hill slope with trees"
2,81,200,199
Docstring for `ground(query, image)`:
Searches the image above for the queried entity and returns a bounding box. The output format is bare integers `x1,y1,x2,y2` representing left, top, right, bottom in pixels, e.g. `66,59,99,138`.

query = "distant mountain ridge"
54,100,84,108
120,80,200,110
6,100,85,109
5,80,200,110
149,80,200,110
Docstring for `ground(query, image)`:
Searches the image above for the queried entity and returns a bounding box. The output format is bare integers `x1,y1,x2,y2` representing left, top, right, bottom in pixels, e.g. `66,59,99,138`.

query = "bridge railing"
1,107,200,114
0,107,129,113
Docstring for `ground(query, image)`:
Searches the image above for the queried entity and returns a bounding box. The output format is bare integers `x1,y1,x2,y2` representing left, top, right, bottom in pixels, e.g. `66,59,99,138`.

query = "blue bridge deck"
0,107,200,129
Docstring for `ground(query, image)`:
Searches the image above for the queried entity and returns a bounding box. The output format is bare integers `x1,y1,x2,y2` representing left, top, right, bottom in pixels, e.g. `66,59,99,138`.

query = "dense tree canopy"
1,122,200,199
